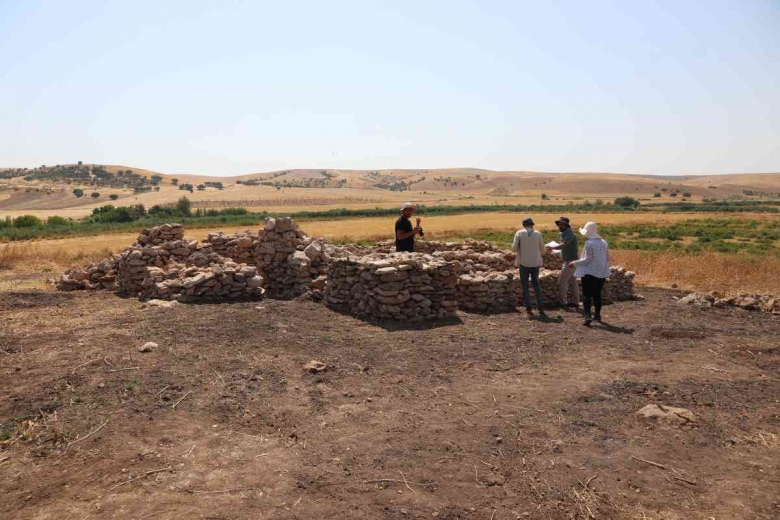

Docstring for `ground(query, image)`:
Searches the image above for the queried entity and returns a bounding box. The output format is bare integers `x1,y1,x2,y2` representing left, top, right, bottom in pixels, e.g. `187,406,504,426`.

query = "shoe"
594,315,602,322
583,318,592,327
539,310,547,318
526,308,534,318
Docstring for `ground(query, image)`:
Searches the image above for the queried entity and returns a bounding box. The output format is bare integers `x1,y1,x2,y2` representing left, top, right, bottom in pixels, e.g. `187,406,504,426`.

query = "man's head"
401,202,416,218
522,217,534,228
555,216,570,231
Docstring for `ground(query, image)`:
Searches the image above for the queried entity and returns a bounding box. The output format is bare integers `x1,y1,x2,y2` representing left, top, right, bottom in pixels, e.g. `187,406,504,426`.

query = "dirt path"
1,288,778,519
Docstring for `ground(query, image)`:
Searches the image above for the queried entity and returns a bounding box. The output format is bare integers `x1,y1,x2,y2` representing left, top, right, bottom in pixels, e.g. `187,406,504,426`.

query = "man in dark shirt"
395,202,421,252
548,216,579,308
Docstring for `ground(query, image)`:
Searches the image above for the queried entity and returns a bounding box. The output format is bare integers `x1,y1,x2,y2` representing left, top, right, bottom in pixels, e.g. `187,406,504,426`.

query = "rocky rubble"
515,266,636,308
136,223,185,246
324,253,459,321
677,291,779,314
203,230,258,263
140,255,264,302
56,257,119,291
254,217,336,298
56,219,638,318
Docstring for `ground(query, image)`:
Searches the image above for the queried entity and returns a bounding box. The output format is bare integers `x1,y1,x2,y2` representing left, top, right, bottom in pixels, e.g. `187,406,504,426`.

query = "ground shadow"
592,320,635,334
325,304,464,331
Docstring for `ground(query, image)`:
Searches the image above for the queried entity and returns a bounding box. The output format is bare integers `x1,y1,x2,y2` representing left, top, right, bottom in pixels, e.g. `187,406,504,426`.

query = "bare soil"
0,287,778,519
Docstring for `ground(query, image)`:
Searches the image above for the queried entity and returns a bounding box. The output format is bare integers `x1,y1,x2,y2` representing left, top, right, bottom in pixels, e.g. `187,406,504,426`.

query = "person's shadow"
592,320,634,334
535,313,564,324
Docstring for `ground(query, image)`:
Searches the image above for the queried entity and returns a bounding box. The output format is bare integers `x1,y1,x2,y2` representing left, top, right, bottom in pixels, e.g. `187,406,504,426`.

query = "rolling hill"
1,164,778,219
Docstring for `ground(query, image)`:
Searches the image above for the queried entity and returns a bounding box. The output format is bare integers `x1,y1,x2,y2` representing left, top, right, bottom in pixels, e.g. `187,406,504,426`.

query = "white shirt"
512,227,545,268
573,238,610,278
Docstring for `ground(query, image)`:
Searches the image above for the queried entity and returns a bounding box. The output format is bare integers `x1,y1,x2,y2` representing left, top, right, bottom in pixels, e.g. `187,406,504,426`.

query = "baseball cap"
401,202,415,210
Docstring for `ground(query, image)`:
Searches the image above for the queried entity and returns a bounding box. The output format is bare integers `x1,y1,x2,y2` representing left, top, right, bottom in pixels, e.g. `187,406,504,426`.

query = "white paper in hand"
546,241,562,254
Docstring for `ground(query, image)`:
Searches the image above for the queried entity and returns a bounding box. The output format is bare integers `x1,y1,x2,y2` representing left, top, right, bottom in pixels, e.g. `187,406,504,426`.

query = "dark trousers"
520,266,543,310
581,274,605,319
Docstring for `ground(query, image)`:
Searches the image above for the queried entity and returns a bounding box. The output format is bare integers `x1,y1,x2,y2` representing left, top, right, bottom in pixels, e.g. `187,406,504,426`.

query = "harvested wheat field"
0,286,778,519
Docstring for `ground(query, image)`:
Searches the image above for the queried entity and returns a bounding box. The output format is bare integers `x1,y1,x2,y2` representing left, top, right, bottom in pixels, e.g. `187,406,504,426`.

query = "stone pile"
140,255,264,302
136,223,185,246
56,257,119,291
324,253,458,321
677,291,779,314
253,217,322,298
56,219,638,317
203,231,258,263
116,231,202,296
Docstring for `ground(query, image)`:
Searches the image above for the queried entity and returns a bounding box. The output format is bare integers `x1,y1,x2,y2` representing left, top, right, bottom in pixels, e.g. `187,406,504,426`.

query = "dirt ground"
0,287,778,519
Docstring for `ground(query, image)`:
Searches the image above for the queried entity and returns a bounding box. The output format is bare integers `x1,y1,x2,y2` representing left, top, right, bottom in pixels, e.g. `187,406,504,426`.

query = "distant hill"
1,164,778,219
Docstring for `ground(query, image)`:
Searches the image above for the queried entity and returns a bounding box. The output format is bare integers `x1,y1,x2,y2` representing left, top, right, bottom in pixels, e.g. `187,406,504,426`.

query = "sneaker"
583,318,592,327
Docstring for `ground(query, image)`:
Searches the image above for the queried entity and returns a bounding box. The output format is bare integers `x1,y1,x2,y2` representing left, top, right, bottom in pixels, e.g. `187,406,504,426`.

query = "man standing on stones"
512,217,546,318
395,202,422,252
548,216,579,309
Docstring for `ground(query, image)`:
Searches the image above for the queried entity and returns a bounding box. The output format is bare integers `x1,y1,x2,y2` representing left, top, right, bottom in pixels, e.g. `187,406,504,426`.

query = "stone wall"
515,266,636,308
324,253,459,321
141,255,264,302
56,220,637,317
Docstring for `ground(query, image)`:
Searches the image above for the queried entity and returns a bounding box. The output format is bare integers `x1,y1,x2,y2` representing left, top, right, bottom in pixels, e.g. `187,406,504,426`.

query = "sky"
0,0,778,176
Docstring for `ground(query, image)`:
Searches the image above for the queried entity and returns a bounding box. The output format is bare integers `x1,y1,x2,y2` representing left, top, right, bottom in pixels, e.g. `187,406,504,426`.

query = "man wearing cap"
548,216,579,309
395,203,422,252
512,217,546,317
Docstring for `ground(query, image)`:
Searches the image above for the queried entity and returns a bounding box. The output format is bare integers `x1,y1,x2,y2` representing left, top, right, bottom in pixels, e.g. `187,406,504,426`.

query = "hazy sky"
1,0,778,176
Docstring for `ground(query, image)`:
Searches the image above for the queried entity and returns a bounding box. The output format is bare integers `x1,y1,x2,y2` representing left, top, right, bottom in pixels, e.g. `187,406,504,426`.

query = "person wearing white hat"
567,222,610,326
395,202,423,252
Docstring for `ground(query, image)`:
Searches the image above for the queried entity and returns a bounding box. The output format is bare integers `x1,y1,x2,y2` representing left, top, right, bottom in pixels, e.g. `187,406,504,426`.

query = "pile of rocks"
324,253,458,320
55,219,638,317
603,267,636,303
254,217,316,298
116,234,202,296
136,223,185,246
56,257,119,291
140,255,264,302
677,291,779,314
203,231,258,264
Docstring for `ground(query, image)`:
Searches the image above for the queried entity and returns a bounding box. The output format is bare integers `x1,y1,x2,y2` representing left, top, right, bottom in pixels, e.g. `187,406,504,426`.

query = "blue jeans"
520,266,543,311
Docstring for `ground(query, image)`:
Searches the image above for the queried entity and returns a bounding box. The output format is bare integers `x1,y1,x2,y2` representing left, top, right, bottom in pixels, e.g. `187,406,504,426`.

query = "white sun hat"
401,202,416,210
579,221,601,239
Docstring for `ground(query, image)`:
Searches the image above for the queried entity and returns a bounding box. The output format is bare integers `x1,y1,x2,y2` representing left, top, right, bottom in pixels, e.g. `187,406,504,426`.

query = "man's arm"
538,233,545,256
571,241,592,266
511,231,521,253
550,230,573,250
396,228,419,240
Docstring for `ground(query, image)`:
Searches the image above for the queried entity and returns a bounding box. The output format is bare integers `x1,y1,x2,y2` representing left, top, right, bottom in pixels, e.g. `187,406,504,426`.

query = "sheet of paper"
545,241,561,254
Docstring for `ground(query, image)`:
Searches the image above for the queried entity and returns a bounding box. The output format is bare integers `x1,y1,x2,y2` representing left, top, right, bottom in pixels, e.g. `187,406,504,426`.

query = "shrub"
91,192,100,198
73,188,84,197
682,191,692,197
109,194,119,200
614,196,640,209
654,192,661,198
13,215,43,228
47,216,70,226
176,196,192,217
